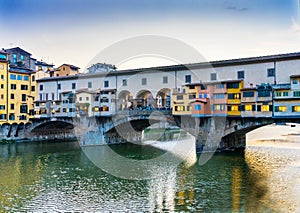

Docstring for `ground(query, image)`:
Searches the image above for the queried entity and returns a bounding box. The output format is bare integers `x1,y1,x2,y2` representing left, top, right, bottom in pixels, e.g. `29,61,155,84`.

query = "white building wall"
276,59,300,84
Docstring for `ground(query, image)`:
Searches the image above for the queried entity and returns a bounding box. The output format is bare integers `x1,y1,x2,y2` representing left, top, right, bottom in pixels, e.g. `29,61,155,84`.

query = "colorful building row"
0,47,80,124
172,75,300,119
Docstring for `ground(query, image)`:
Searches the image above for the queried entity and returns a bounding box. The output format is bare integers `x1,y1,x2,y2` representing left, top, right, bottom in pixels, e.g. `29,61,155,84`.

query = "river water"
1,131,300,212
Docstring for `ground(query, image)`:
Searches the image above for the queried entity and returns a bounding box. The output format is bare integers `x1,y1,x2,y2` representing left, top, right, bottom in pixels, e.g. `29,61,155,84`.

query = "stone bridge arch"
221,118,275,149
30,119,75,134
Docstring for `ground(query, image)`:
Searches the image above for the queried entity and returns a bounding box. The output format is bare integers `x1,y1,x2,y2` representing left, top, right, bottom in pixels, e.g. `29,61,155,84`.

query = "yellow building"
172,87,191,115
226,80,243,116
0,51,8,123
7,66,35,123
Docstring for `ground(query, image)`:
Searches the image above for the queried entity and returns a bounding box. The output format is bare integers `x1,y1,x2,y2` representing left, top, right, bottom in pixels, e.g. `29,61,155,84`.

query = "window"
0,114,6,120
213,104,226,111
20,105,28,113
228,93,240,99
294,91,300,97
258,91,270,97
283,91,288,96
11,93,14,99
63,108,67,113
100,106,109,111
13,54,17,63
292,106,300,112
57,83,61,90
215,84,224,89
20,55,24,61
163,76,168,84
52,93,55,100
267,68,275,77
185,75,191,83
22,94,26,101
69,108,75,112
72,83,76,89
175,105,185,111
17,75,22,80
10,74,16,80
228,105,238,111
100,98,109,103
39,93,42,100
9,114,15,121
21,85,28,90
0,64,4,70
79,97,82,101
194,104,201,110
243,91,254,97
0,94,3,99
24,76,29,81
262,105,269,111
293,79,298,84
40,84,43,91
11,84,16,90
274,106,287,112
237,71,244,79
45,93,48,101
189,94,196,99
94,96,99,101
210,73,217,81
227,82,239,89
32,75,35,82
245,105,252,111
0,84,3,89
10,104,14,110
0,105,5,110
177,95,183,100
31,86,35,91
104,81,109,87
93,107,99,112
0,75,3,80
88,82,92,88
141,78,147,85
122,79,127,86
189,85,195,89
215,93,225,99
86,97,89,101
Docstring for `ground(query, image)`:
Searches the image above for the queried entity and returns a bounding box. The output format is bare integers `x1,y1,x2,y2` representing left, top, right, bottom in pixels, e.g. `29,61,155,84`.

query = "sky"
0,0,300,70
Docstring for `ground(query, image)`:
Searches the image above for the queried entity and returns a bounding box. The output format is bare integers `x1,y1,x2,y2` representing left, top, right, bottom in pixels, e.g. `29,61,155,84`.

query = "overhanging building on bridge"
35,52,300,119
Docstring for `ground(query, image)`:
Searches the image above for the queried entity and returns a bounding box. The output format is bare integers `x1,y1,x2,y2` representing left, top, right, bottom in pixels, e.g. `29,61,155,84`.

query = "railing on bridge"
111,109,173,127
117,109,172,116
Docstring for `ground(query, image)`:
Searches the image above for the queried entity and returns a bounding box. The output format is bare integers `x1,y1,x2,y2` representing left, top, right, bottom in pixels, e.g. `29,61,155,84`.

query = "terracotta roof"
59,64,80,69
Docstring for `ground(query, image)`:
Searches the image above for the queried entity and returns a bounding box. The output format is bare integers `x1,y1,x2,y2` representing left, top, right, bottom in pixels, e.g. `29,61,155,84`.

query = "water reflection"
1,141,286,212
245,145,300,212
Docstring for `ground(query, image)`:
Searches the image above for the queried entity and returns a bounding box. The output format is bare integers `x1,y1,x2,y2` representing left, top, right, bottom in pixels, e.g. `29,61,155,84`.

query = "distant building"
87,63,116,73
50,64,79,77
4,47,35,70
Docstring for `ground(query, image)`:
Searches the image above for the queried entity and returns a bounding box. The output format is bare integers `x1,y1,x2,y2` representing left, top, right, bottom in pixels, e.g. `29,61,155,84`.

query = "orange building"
50,64,79,77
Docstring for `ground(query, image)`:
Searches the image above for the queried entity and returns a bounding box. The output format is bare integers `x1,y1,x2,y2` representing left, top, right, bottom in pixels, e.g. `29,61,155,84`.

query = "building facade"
50,64,79,77
32,51,300,120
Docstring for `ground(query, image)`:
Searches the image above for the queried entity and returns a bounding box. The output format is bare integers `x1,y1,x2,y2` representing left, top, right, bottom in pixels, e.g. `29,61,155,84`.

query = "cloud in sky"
0,0,299,69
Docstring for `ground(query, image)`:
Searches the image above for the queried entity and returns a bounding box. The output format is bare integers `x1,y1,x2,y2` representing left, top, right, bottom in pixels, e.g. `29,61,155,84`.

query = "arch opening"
156,88,171,109
117,90,133,110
